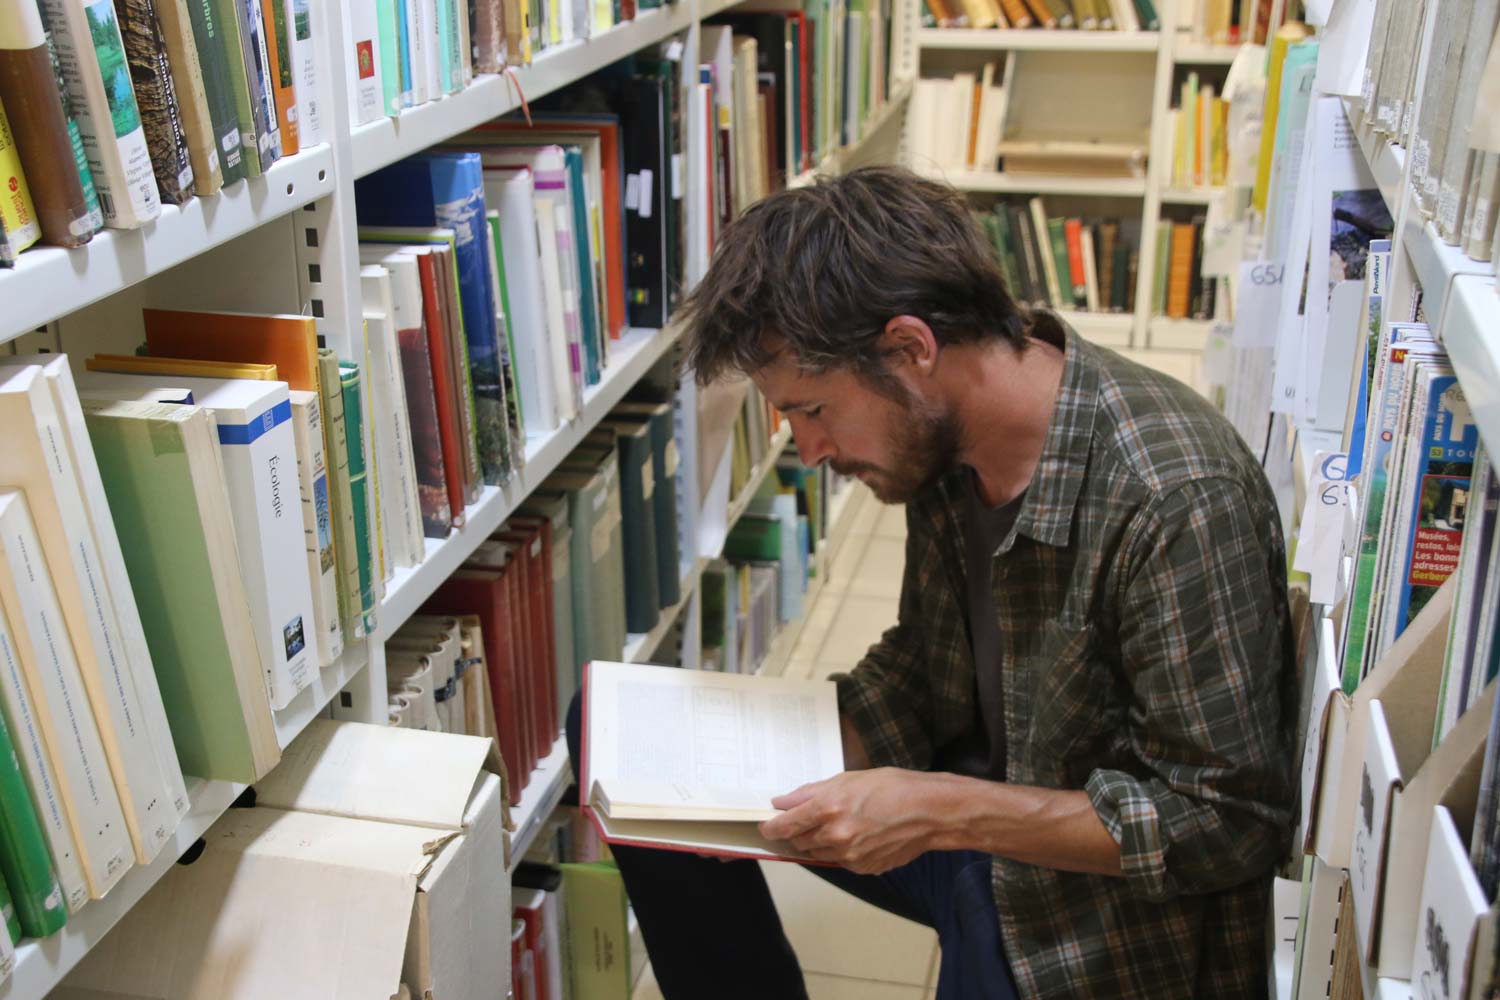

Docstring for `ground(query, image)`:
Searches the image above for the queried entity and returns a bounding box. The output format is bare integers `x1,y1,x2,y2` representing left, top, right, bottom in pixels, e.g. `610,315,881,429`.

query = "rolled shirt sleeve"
1087,476,1296,902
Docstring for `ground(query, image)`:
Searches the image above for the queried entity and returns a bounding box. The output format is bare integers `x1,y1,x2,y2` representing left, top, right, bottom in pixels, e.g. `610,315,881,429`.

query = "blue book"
355,153,508,486
1386,367,1478,645
564,148,602,386
396,0,413,106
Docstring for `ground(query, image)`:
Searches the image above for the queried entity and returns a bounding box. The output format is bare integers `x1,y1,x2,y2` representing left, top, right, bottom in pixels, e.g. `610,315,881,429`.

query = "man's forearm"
924,773,1123,877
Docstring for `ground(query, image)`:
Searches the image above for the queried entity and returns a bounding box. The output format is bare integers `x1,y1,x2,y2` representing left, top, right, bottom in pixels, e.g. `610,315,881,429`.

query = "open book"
581,661,845,862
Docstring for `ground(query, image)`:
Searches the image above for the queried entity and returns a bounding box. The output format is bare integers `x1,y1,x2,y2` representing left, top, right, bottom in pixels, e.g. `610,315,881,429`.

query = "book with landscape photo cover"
580,660,845,862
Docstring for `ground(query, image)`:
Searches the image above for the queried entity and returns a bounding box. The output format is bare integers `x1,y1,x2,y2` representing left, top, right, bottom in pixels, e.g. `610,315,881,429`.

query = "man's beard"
831,397,961,504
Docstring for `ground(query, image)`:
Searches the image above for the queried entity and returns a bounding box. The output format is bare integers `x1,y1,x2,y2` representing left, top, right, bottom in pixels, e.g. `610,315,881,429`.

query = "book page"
586,661,843,820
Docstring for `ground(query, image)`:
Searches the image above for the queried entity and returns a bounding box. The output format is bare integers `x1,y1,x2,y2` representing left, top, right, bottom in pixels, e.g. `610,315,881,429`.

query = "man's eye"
806,406,823,418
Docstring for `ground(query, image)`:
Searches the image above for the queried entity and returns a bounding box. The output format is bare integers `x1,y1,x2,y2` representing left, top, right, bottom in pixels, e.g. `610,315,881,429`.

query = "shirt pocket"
1026,621,1122,769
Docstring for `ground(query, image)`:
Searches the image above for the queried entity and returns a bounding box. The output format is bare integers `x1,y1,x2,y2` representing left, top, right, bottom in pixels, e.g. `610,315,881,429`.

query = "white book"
78,372,317,713
533,205,576,422
1080,224,1101,312
40,0,161,228
485,167,563,434
288,390,343,668
410,0,436,105
1028,197,1062,308
345,0,387,124
359,271,426,570
0,490,132,900
0,367,177,866
1,355,191,827
973,64,1004,173
0,536,91,912
285,0,323,145
947,72,975,171
581,661,843,860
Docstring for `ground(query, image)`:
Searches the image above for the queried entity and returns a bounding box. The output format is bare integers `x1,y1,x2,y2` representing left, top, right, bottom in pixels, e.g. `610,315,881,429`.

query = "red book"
510,514,559,730
500,524,558,750
413,251,469,529
467,542,538,778
514,892,552,1000
426,571,526,802
791,12,812,172
1063,219,1088,306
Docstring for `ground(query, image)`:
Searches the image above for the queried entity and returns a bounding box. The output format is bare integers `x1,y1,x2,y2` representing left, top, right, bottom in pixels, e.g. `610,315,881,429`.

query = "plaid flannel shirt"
834,317,1298,999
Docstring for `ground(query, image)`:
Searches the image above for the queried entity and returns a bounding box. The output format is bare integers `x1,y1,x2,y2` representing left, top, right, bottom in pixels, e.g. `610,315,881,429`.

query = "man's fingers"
771,777,830,811
760,796,831,841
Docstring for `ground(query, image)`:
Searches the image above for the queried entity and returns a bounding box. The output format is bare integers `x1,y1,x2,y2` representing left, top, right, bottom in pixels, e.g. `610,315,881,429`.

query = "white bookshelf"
506,736,575,872
623,559,708,664
1172,39,1238,63
915,28,1162,52
925,169,1148,196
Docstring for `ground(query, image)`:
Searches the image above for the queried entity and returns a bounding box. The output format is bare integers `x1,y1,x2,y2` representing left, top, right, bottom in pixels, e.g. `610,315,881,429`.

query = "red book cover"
413,251,469,528
392,307,453,537
502,548,539,773
426,571,526,802
513,893,552,1000
510,514,559,733
791,12,811,172
465,119,627,340
500,525,557,750
1063,218,1088,305
430,245,480,505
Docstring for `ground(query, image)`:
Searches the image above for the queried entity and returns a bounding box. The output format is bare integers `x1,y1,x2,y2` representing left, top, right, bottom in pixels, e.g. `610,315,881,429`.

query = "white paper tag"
1232,261,1284,349
665,39,684,62
672,154,684,200
625,173,641,212
531,537,542,557
664,440,681,477
638,170,654,219
642,455,656,500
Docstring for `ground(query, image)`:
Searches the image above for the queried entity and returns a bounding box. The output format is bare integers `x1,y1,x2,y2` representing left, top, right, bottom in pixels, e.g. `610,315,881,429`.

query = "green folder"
561,862,632,1000
612,401,681,607
339,362,377,637
0,684,65,938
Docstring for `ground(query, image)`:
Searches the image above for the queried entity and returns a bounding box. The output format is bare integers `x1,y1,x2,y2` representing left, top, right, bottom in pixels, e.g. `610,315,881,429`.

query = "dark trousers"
565,694,1020,1000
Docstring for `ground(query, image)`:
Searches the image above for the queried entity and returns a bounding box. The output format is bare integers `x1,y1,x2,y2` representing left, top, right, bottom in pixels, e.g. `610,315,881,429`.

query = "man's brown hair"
678,166,1028,386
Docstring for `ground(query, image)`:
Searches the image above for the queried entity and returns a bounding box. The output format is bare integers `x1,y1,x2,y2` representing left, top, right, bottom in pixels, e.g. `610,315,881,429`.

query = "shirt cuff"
1086,768,1170,901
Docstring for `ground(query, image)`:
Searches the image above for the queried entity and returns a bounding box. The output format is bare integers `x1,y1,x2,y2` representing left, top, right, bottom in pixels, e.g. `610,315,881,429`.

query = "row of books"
1366,0,1500,267
346,0,677,127
1168,71,1228,190
920,0,1160,31
513,855,646,1000
1152,215,1218,319
1181,0,1284,48
0,0,322,264
908,61,1010,173
977,199,1140,314
0,357,207,959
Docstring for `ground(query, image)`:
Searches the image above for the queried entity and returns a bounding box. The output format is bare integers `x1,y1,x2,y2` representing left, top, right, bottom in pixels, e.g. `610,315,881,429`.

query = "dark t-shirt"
940,469,1024,781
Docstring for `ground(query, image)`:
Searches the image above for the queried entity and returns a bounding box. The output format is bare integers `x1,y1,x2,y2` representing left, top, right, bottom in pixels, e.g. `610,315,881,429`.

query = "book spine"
0,2,96,247
0,676,67,939
289,392,343,668
339,363,377,637
318,349,365,643
40,0,161,228
0,93,40,264
153,0,223,195
345,0,385,124
0,586,88,913
1044,217,1072,309
284,0,319,144
1063,218,1087,306
36,4,105,233
473,0,503,72
368,310,426,566
1151,222,1170,315
259,0,297,155
412,254,469,528
485,212,526,464
235,0,280,168
183,0,245,183
117,0,196,204
394,316,453,538
1166,222,1193,318
0,490,132,899
209,0,260,175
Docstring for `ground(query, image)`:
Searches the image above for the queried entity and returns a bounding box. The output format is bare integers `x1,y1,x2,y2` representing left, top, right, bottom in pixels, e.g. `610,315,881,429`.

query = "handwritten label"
1232,261,1284,349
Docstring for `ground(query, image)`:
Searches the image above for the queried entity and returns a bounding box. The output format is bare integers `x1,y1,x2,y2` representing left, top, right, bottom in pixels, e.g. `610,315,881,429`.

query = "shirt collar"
1005,315,1099,550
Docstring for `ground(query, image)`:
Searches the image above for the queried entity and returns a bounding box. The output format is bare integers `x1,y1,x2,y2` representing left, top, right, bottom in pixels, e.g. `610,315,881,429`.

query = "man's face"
752,358,961,504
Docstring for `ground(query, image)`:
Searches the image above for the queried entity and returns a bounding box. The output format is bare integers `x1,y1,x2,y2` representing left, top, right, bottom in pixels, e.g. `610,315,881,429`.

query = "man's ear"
879,316,940,376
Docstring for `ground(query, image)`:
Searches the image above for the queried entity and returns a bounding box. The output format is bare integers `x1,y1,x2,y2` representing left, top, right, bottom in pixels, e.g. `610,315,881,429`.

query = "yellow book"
86,355,280,381
1170,109,1187,189
1253,22,1315,215
1211,98,1229,188
0,94,40,265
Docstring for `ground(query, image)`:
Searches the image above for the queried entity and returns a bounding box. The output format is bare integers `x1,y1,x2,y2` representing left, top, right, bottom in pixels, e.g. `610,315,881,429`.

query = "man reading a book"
570,167,1296,999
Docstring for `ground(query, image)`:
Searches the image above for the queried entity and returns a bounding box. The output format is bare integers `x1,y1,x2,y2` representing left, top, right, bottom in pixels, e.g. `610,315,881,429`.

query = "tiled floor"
635,487,943,1000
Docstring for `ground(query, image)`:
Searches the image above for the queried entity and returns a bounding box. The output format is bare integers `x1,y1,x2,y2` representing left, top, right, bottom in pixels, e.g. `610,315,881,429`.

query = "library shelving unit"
908,0,1255,388
0,0,913,991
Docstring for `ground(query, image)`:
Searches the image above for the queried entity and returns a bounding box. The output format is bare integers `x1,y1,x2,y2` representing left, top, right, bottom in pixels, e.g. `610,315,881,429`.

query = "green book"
317,349,362,643
486,213,526,454
177,0,245,184
561,861,632,1000
598,420,660,635
726,515,782,562
991,209,1023,302
210,0,262,177
613,400,682,607
1045,218,1075,309
1133,0,1159,29
1152,223,1171,316
0,668,64,939
339,362,376,637
374,0,402,113
82,401,278,784
548,458,625,666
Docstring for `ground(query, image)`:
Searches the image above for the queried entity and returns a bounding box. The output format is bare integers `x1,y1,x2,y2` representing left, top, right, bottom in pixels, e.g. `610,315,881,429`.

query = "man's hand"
758,768,945,875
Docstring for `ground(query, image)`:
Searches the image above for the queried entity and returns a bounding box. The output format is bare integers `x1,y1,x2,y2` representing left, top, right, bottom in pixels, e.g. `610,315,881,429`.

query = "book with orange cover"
1166,222,1196,318
998,0,1032,25
1063,219,1087,305
86,354,279,380
141,308,318,392
259,0,298,156
1020,0,1057,27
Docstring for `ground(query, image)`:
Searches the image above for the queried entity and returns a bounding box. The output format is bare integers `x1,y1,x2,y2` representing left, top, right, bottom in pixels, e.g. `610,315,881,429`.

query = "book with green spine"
317,349,362,643
209,0,261,176
339,361,377,638
181,0,245,183
82,400,280,784
1045,217,1075,309
0,632,66,938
